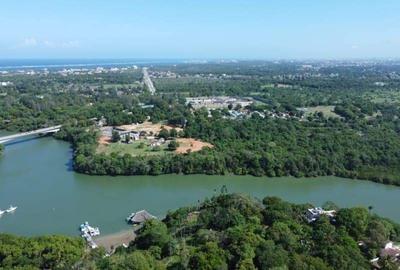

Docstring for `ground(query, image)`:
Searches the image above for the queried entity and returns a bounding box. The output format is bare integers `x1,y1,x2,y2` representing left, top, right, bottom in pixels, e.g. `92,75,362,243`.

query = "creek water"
0,135,399,236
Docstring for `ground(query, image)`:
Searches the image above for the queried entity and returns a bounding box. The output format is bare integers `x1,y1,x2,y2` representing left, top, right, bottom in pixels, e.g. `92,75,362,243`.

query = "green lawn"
97,140,171,157
364,90,400,104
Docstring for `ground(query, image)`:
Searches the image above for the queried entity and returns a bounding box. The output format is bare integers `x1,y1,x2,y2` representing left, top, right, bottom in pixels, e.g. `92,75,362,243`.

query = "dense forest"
1,194,400,269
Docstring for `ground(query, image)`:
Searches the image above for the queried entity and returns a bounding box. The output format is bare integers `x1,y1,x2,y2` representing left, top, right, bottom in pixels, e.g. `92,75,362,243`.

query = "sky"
1,0,400,59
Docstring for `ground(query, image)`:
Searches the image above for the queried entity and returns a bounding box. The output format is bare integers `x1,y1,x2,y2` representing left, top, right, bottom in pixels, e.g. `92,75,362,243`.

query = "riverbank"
93,228,138,254
3,128,400,187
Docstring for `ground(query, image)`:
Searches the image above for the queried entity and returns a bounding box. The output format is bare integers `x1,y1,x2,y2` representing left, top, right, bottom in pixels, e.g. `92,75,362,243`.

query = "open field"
97,137,213,156
302,106,341,118
97,140,170,156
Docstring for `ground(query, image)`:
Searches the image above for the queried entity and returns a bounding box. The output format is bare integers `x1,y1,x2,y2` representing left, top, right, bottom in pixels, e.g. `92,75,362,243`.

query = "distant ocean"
0,59,183,70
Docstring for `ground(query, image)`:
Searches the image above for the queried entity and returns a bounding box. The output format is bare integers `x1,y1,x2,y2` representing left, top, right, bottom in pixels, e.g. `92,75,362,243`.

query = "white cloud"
19,38,80,49
22,37,38,47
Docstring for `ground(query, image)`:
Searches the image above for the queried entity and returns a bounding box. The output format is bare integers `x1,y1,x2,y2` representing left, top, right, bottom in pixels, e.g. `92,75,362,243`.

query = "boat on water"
79,221,100,237
126,213,135,222
5,206,17,213
79,221,100,249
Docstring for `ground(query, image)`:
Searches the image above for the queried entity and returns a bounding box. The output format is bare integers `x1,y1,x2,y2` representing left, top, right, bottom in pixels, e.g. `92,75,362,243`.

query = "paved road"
0,125,62,144
142,67,156,95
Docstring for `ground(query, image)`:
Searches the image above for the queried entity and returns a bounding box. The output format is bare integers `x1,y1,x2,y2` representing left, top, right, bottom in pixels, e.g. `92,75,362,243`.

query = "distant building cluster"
186,96,253,110
0,65,139,76
148,70,179,78
57,66,136,76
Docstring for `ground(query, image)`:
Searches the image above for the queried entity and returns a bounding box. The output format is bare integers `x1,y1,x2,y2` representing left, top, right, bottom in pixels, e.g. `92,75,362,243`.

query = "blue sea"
0,59,183,70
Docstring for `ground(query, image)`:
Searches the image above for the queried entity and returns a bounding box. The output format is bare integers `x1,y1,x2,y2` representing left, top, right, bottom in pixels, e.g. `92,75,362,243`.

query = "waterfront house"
305,207,336,223
127,210,156,224
370,242,400,268
380,242,400,261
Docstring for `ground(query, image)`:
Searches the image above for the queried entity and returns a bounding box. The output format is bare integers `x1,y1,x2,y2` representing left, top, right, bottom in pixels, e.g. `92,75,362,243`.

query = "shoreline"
92,227,140,254
2,128,399,188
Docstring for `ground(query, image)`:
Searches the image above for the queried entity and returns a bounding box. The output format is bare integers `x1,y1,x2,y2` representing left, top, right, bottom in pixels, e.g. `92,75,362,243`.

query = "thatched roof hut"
128,210,156,224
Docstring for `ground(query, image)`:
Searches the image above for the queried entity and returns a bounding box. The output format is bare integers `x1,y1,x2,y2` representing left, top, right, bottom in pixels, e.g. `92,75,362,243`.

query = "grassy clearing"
97,140,171,157
364,90,400,104
302,106,341,118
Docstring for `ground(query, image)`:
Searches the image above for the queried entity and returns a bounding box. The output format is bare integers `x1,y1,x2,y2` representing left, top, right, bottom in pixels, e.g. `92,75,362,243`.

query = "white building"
0,81,12,86
306,207,336,223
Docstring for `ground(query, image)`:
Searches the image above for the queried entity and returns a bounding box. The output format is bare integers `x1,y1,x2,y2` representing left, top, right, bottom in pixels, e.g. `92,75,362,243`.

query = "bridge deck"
0,125,62,144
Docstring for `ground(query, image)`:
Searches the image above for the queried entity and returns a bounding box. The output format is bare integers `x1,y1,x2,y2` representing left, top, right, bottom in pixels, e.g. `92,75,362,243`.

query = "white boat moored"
5,206,17,213
79,222,100,238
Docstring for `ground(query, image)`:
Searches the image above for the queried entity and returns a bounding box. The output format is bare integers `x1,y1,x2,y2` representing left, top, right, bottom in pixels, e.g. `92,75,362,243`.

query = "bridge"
0,125,62,144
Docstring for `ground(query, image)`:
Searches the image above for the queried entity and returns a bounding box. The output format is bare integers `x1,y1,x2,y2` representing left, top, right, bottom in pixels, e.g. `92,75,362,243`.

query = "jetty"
79,222,100,249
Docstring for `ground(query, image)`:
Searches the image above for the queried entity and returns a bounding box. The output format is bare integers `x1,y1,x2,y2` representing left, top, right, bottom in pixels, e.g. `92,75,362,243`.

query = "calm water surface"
0,135,399,236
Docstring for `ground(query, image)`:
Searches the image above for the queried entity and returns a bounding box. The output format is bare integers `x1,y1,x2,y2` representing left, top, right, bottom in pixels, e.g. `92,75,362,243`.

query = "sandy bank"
93,229,137,254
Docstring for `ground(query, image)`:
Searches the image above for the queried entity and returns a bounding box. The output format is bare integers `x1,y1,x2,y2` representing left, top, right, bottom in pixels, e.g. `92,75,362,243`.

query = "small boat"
5,206,17,213
126,213,135,222
79,222,100,237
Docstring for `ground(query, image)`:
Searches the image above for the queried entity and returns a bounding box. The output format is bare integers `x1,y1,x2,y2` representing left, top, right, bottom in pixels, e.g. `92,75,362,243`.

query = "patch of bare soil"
94,230,136,254
175,138,213,154
98,135,111,145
